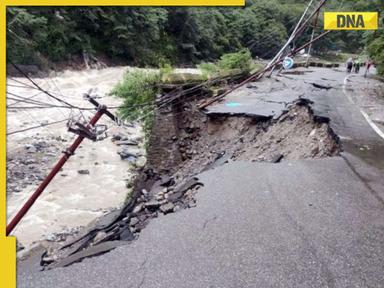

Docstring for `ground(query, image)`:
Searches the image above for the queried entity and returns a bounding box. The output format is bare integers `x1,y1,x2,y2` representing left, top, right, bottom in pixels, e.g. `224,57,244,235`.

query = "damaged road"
19,158,384,288
17,67,384,288
30,95,339,269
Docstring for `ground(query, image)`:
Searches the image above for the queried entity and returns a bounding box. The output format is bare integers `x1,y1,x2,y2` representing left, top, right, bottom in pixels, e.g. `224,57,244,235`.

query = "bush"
368,35,384,76
110,69,161,141
218,49,254,72
198,62,220,78
198,49,259,78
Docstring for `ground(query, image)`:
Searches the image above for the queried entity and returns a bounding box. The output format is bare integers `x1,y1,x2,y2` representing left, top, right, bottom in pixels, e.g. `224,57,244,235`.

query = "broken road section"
33,78,340,269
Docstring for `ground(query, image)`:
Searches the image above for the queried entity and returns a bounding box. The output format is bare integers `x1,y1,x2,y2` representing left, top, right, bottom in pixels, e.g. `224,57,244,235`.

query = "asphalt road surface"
17,67,384,288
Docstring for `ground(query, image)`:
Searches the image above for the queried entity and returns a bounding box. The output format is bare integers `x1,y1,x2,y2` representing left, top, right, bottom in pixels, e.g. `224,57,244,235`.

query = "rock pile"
112,132,145,166
7,136,63,194
41,174,202,269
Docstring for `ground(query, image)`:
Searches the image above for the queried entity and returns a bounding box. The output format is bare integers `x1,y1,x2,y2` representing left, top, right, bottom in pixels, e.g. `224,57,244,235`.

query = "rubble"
112,133,129,142
114,140,139,146
118,149,138,161
41,174,203,269
44,227,82,243
159,202,175,214
144,200,164,210
129,217,139,226
16,240,25,252
132,203,144,214
7,137,62,194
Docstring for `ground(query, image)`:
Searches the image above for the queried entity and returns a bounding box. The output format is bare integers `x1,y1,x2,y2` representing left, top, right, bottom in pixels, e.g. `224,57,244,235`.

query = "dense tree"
367,12,384,75
6,3,294,67
6,1,383,74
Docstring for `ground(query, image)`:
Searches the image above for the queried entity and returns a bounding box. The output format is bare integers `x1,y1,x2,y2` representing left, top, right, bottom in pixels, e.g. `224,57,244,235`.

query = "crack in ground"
135,258,148,288
202,216,218,230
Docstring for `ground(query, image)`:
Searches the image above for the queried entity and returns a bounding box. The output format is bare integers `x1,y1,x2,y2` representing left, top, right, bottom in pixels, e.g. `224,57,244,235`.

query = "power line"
10,62,86,110
7,118,69,136
7,92,62,107
8,77,40,90
7,90,124,110
7,90,44,107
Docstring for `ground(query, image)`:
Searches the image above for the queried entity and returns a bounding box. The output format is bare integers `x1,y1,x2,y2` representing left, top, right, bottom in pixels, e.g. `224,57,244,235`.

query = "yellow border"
1,3,17,288
324,12,379,30
6,0,244,5
1,2,244,288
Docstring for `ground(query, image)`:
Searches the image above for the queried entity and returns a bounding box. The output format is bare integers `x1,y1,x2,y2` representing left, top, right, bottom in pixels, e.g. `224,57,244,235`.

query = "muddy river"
6,67,144,248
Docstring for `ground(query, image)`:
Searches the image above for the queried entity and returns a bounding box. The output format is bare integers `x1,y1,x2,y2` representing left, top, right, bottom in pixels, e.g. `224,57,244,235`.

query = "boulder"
160,202,175,214
77,169,90,175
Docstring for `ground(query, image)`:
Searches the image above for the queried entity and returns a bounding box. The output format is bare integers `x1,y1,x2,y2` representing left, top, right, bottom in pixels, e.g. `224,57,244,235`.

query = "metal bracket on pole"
68,122,97,141
84,94,118,123
6,97,120,236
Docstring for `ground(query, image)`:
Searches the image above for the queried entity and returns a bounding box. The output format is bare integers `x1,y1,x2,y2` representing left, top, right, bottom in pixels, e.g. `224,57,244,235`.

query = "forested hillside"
6,0,383,73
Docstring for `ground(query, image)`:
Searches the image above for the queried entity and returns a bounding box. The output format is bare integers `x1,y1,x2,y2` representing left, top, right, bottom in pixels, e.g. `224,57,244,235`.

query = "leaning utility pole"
198,0,330,109
6,96,118,236
267,0,328,75
306,9,321,67
265,0,316,78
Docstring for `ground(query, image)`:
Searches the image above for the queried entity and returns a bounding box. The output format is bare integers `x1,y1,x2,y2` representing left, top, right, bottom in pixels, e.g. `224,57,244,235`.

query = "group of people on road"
346,57,374,77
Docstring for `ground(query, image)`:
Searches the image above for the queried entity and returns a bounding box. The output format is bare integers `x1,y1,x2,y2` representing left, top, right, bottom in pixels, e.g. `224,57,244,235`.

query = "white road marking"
342,76,355,104
360,109,384,140
343,76,384,140
338,135,353,141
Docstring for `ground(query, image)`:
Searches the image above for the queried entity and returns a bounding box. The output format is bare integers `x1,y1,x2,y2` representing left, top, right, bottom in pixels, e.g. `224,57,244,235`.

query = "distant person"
364,59,373,78
346,57,353,73
353,59,360,73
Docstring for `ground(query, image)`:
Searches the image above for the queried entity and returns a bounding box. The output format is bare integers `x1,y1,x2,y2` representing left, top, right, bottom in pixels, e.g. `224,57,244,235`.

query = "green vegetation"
198,63,219,78
318,0,383,74
110,69,160,140
366,9,384,76
218,49,254,72
368,36,384,76
3,1,316,68
199,49,261,78
310,52,362,64
111,49,256,142
6,1,384,75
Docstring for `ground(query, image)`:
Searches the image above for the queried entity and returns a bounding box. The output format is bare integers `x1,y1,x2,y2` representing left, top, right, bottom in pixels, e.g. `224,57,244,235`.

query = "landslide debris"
148,98,339,180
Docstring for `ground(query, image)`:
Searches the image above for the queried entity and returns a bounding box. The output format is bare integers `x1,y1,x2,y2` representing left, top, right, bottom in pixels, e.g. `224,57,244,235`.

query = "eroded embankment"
148,98,339,177
38,96,340,268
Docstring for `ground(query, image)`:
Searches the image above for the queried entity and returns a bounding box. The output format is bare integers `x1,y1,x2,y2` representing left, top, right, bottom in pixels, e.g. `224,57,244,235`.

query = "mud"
148,98,340,180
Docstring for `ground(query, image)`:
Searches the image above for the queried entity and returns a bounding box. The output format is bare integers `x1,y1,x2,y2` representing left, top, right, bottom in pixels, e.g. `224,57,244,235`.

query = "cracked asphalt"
17,67,384,288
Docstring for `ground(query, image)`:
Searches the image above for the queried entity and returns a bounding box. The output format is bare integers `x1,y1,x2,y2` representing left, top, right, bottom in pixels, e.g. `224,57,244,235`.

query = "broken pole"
265,0,316,72
6,101,116,236
265,0,329,79
198,30,331,110
291,0,327,42
288,30,331,58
